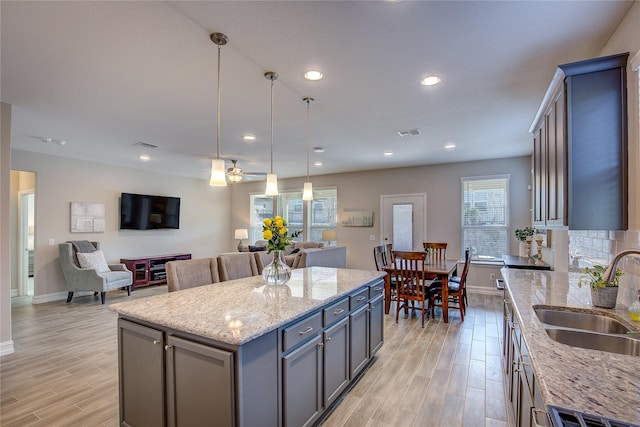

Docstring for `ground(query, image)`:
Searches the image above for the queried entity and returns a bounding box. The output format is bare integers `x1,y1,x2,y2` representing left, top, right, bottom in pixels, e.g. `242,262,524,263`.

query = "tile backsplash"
568,230,640,308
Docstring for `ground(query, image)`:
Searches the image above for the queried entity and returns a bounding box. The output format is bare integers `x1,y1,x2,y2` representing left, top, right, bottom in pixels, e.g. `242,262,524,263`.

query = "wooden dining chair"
392,251,433,328
428,249,470,321
449,248,471,306
423,242,447,259
374,245,398,303
385,243,394,263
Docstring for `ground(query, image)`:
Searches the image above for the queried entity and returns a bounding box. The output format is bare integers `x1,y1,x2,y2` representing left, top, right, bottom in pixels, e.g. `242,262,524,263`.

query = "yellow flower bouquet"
262,216,294,253
262,216,293,285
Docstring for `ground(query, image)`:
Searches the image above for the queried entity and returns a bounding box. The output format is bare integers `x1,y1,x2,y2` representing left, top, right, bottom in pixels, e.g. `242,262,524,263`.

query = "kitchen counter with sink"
501,267,640,426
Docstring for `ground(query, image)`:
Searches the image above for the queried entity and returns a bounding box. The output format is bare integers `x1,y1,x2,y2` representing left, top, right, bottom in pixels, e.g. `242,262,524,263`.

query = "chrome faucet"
603,248,640,283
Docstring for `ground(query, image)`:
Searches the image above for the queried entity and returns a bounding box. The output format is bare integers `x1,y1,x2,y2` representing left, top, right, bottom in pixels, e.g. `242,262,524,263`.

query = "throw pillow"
290,248,300,254
249,245,267,252
76,250,111,273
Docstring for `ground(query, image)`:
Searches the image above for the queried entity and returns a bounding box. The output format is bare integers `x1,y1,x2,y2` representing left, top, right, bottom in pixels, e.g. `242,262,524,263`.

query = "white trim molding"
0,340,15,356
631,49,640,71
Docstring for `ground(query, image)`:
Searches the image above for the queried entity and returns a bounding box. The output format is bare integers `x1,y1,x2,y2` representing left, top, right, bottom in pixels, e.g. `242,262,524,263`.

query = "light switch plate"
369,235,375,241
48,239,55,246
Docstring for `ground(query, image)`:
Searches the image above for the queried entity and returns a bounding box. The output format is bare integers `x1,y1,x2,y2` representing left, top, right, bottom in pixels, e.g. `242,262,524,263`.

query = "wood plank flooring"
1,288,508,427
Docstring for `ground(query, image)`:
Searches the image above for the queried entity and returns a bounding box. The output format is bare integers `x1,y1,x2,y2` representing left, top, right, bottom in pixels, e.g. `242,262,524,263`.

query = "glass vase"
262,250,292,286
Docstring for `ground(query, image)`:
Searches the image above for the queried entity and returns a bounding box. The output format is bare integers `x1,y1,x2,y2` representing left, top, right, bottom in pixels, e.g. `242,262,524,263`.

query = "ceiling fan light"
210,159,227,186
303,182,313,201
265,173,279,195
228,174,243,183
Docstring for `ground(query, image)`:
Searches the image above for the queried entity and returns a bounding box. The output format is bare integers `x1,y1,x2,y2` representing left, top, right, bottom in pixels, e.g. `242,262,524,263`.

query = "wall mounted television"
120,193,180,230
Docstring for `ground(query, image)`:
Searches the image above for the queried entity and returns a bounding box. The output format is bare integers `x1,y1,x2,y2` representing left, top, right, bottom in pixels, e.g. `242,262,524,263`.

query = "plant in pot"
578,265,623,309
514,226,536,257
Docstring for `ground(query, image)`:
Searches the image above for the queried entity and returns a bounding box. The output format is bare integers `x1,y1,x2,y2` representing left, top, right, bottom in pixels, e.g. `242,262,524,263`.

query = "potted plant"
578,265,623,309
514,226,536,257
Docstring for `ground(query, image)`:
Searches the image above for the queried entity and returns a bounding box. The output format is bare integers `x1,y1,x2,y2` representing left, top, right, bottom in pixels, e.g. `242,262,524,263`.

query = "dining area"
373,242,471,325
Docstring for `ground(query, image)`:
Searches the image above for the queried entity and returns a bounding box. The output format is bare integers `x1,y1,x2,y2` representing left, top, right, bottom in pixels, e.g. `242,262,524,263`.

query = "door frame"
379,193,427,251
18,190,34,297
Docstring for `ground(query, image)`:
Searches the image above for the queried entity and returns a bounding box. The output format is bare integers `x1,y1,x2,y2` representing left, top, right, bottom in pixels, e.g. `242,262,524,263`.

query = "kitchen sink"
534,307,631,334
544,328,640,357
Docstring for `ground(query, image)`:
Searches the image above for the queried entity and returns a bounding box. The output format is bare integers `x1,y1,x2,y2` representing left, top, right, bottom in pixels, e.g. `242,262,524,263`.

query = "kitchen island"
501,267,640,426
110,267,385,427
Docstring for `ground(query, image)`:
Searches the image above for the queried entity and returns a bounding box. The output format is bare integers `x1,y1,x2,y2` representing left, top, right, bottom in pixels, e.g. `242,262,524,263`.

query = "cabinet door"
349,304,370,379
283,334,323,427
165,335,234,427
532,122,547,227
130,260,150,287
323,317,349,407
118,319,166,427
518,370,534,427
369,294,384,356
546,88,566,227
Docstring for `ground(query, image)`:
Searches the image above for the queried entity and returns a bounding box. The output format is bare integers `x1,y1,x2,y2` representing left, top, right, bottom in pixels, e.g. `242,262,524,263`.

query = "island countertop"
110,267,385,346
501,267,640,425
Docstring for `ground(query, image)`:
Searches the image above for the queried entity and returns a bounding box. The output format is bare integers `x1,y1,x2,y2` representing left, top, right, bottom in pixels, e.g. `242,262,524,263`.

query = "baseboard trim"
32,291,98,304
0,340,15,356
467,285,502,296
10,289,18,297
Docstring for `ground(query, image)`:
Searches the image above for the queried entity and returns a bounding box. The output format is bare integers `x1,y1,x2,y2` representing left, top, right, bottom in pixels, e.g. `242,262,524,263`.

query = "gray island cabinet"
110,267,385,427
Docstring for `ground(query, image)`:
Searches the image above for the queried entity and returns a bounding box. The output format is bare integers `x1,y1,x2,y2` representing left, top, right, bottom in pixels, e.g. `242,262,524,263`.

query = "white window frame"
461,175,510,261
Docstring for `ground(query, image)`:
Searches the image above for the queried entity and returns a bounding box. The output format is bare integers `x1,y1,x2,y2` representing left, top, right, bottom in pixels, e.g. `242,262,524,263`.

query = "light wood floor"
1,289,508,427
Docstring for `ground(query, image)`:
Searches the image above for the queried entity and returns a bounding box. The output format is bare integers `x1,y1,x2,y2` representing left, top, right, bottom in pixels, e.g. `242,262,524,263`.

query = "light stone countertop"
501,267,640,425
109,267,385,346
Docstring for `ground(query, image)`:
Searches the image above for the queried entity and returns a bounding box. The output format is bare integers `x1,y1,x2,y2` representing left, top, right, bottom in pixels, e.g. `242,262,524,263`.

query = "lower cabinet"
118,319,234,427
349,304,370,378
502,298,549,427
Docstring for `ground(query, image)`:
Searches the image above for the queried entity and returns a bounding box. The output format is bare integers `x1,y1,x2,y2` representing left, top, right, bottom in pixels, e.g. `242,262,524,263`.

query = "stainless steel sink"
544,328,640,357
534,307,631,334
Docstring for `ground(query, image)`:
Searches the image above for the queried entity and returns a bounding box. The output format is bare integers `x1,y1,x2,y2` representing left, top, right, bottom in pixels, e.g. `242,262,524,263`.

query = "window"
249,195,273,243
250,188,337,244
278,191,304,238
308,188,337,242
461,176,509,261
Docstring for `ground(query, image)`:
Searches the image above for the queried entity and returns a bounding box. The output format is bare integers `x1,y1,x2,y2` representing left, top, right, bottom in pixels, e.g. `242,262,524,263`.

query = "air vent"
397,128,420,137
133,141,158,149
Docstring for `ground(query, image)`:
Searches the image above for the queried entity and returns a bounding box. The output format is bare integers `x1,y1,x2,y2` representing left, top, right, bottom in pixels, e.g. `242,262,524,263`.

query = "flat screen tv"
120,193,180,230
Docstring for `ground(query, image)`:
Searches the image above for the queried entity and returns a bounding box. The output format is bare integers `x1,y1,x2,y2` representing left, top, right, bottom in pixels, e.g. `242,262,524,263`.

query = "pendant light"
264,71,279,196
209,32,228,187
302,97,314,201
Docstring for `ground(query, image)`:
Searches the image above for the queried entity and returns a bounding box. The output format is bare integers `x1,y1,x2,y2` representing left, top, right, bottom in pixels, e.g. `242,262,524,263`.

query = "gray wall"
11,149,231,302
230,156,532,273
2,102,14,355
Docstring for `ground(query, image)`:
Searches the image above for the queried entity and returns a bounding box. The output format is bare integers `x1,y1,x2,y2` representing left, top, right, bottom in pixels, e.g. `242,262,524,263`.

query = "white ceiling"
1,1,634,182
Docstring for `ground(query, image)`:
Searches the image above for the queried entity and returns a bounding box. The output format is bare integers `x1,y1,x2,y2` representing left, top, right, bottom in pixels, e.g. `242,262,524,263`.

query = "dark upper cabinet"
530,52,628,230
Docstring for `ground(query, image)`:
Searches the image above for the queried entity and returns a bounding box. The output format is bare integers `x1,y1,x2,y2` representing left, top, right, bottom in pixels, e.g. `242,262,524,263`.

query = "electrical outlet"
48,238,55,246
490,273,496,280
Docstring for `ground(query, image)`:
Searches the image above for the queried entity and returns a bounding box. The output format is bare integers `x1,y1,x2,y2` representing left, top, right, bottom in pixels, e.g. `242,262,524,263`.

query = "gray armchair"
58,242,133,304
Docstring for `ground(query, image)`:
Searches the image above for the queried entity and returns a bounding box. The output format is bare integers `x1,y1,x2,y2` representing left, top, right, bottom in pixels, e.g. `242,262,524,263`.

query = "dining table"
383,257,458,323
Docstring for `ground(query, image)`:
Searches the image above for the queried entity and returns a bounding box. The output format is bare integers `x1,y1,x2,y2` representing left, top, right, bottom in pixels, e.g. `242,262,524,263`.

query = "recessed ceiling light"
139,154,150,161
304,70,323,81
384,151,393,156
421,75,441,86
313,146,325,153
444,143,456,150
314,161,323,167
243,134,256,141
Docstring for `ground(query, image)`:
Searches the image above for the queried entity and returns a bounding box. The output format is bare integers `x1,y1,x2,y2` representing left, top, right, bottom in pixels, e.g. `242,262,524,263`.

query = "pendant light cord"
306,99,310,181
270,78,274,174
216,42,221,160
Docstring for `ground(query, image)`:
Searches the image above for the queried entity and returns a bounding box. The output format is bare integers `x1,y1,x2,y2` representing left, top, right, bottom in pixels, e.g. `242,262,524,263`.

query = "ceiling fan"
226,160,267,183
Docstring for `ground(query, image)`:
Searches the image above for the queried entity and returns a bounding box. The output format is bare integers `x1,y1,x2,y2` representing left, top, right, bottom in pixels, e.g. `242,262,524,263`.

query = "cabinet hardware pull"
356,296,366,301
152,339,160,345
326,337,332,342
318,343,324,348
531,408,548,427
333,309,345,315
374,287,382,291
299,327,313,335
164,345,173,350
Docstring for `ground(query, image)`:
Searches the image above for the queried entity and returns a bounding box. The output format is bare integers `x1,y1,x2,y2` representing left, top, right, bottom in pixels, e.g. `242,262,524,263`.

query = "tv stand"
120,253,191,288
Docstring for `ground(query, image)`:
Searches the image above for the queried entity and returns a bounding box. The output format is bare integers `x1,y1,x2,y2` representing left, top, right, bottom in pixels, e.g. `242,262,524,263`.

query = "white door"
380,194,426,252
18,191,35,297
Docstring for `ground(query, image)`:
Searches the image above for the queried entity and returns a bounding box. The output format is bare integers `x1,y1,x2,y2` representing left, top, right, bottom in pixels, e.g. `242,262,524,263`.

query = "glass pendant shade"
210,159,227,186
265,173,279,195
303,182,313,201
